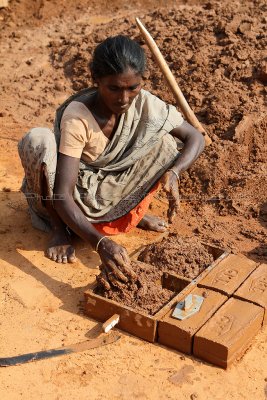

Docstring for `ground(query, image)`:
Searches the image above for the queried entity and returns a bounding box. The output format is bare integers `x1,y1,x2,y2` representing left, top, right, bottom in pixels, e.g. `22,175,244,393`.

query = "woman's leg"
41,164,77,263
18,127,76,263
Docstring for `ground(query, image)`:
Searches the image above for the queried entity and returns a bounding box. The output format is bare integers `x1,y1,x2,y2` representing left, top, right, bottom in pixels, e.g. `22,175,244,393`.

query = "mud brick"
158,288,227,354
197,254,257,296
194,298,264,368
234,264,267,325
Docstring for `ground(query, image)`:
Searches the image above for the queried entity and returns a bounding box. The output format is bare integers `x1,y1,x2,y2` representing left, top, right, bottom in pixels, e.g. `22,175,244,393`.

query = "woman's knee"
20,127,53,145
18,127,55,157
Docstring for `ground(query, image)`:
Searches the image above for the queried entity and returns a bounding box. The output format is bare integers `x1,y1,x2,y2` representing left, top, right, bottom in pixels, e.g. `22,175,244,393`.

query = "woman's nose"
119,90,129,104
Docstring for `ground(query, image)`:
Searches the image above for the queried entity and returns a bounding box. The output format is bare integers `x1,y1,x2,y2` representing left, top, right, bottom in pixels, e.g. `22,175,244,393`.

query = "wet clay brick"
194,298,264,368
197,254,257,296
158,288,227,354
234,264,267,325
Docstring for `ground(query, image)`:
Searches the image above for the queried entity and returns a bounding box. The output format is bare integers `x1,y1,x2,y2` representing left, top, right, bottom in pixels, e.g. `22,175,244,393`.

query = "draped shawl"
53,88,183,222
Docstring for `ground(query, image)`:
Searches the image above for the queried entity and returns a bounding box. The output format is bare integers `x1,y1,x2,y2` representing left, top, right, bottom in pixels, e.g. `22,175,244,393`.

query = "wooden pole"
136,17,212,146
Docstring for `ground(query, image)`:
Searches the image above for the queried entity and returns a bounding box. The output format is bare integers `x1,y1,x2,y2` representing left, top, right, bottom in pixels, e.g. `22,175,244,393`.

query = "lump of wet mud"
138,234,214,280
95,261,174,316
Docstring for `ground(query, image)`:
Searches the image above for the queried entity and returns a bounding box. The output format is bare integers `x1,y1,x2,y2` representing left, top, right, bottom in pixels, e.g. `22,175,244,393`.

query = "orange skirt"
93,182,160,235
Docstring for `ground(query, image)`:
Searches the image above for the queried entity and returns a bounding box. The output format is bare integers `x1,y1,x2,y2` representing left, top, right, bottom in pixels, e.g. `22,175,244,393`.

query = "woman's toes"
67,247,77,263
46,250,52,259
159,220,168,227
45,244,76,264
149,218,167,232
155,224,166,232
68,253,77,263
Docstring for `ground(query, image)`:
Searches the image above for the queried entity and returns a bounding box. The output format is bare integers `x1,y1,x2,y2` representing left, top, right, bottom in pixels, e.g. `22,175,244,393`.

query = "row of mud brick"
159,255,267,368
84,254,267,369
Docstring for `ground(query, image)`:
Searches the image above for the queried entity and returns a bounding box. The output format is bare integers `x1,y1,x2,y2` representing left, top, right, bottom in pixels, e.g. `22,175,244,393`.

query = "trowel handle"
102,314,120,333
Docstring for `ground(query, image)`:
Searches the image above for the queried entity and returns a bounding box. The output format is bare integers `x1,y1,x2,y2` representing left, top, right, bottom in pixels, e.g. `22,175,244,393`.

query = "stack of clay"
158,255,267,368
138,234,215,280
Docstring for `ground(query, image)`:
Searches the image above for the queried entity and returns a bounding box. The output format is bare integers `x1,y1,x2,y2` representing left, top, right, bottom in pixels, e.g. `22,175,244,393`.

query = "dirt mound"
50,1,266,132
49,1,267,219
138,234,214,279
95,260,174,315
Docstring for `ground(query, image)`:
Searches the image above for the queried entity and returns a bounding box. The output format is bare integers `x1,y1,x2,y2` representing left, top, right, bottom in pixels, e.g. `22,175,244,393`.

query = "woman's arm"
169,120,205,174
53,153,135,283
161,121,205,222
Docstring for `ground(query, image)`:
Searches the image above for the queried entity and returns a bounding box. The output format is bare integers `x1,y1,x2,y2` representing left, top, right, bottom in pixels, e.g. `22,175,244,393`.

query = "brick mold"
84,239,265,368
84,242,226,342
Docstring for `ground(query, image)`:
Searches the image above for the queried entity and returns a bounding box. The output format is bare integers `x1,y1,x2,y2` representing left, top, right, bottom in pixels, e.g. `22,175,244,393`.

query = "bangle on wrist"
168,169,180,184
95,236,107,252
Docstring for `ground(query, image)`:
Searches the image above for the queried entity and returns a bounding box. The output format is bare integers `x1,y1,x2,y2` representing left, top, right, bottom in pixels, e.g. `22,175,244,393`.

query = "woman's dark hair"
90,35,146,80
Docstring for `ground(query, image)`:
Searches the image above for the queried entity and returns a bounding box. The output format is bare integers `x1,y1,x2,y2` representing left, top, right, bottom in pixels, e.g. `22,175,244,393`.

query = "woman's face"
95,68,142,115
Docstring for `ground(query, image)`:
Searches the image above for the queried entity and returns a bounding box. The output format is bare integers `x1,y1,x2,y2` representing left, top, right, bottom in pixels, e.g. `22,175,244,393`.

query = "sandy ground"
0,1,266,399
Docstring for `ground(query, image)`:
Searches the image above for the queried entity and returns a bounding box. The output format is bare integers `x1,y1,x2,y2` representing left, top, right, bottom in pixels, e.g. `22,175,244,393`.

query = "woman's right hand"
160,170,180,223
96,237,137,290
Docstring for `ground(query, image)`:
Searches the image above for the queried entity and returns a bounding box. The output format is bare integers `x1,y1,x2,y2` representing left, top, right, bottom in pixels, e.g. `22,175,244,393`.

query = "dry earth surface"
0,0,266,399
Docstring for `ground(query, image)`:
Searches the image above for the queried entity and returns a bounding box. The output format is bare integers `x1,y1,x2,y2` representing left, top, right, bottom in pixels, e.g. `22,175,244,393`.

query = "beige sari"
18,88,183,231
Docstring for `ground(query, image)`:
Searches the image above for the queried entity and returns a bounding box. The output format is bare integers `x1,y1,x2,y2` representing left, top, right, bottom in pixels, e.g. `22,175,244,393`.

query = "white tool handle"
102,314,120,333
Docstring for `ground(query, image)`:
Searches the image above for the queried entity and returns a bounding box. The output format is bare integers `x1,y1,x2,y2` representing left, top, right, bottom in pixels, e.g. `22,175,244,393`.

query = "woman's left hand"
160,170,180,223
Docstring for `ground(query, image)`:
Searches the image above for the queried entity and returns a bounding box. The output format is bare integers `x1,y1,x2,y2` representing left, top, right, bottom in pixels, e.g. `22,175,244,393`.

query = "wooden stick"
136,17,212,146
102,314,120,333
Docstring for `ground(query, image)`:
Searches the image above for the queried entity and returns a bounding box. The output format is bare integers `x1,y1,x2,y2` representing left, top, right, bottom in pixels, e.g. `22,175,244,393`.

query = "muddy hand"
97,238,137,286
96,268,111,290
160,170,180,223
97,267,127,291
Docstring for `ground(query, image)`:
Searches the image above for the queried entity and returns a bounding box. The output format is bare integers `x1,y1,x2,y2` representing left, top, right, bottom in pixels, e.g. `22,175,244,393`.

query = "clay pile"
50,1,266,139
95,260,174,315
138,234,214,279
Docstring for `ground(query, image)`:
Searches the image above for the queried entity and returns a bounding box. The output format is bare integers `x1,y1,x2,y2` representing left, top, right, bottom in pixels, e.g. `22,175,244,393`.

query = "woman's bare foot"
46,228,77,263
137,214,168,232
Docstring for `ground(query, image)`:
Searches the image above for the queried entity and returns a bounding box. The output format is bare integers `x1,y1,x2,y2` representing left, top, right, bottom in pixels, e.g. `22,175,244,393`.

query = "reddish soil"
95,261,174,315
138,234,214,279
0,0,266,399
